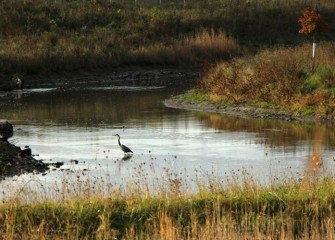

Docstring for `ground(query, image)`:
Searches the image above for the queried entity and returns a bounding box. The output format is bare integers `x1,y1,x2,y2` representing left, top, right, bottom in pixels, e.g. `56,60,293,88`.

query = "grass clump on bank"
1,174,335,239
194,42,335,120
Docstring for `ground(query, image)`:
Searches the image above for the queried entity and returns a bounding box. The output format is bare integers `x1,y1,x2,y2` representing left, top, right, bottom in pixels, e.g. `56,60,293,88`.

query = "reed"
128,29,239,65
0,161,335,239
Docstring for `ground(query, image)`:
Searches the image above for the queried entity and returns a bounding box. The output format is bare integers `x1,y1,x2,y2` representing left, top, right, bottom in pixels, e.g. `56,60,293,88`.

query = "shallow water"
1,83,335,201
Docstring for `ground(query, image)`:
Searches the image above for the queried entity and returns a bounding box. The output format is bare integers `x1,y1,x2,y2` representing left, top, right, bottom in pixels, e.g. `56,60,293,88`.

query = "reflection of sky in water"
1,87,335,201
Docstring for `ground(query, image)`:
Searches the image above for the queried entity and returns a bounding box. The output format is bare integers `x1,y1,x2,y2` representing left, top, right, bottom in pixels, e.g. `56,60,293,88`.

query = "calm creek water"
1,77,335,201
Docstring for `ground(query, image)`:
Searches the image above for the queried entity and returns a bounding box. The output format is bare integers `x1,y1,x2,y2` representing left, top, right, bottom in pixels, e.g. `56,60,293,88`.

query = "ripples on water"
1,84,335,201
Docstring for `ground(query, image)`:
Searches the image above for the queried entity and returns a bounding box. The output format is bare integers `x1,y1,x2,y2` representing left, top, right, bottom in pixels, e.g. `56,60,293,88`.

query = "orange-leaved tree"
298,7,329,71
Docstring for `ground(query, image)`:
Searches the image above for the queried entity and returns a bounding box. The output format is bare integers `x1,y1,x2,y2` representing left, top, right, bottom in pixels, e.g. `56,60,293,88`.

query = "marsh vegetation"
1,167,335,239
192,42,335,120
0,0,333,78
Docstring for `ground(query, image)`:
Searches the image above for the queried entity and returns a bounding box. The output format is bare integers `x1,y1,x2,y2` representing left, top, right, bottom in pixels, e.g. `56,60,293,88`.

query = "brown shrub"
197,42,335,117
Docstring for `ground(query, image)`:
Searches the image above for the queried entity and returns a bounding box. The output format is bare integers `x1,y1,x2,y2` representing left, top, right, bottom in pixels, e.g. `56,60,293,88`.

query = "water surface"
1,83,335,201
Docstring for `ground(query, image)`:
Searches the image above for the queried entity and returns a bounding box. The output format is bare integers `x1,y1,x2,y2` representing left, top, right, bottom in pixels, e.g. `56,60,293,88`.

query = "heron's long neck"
118,137,121,146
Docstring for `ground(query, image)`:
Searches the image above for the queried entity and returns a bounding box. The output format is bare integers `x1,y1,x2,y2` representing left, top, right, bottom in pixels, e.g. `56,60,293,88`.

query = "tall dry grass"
197,42,335,119
0,0,334,79
0,162,335,239
128,29,239,65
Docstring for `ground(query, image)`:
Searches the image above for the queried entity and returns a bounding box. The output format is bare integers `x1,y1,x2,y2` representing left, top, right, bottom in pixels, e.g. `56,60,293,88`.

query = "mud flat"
163,95,316,123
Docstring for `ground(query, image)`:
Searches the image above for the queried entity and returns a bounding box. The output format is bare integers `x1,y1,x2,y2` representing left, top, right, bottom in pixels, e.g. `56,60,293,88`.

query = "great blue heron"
113,134,133,154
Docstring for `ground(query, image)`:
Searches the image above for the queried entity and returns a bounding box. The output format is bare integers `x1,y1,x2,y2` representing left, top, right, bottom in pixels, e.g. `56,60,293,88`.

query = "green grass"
301,108,315,116
178,90,211,103
301,68,335,94
253,100,274,109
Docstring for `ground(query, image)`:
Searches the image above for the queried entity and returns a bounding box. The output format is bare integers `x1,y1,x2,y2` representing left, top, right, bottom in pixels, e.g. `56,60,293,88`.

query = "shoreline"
23,67,200,88
163,95,324,123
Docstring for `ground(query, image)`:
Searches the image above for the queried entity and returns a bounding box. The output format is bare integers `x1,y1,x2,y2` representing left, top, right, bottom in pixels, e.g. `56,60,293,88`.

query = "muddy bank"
23,68,200,89
0,140,61,181
164,95,316,123
0,121,63,180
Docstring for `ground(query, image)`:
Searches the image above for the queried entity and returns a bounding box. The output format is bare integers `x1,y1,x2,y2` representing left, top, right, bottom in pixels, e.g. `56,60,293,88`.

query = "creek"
0,75,335,201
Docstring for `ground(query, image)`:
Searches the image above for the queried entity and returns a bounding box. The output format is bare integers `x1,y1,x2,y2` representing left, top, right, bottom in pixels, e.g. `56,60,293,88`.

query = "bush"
197,42,335,118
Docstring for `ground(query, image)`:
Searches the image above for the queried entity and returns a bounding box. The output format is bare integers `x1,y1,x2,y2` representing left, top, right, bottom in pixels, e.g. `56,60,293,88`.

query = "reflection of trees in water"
0,89,171,126
304,126,325,179
196,112,335,182
194,112,335,151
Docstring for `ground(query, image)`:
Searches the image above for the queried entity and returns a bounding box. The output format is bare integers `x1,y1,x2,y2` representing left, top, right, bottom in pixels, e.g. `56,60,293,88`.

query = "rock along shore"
0,121,64,180
0,140,53,180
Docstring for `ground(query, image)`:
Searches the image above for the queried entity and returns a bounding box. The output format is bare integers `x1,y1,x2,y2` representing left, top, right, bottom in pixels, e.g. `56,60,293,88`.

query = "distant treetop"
298,7,330,35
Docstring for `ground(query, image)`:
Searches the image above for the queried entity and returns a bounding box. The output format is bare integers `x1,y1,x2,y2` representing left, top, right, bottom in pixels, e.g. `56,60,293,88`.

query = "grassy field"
0,0,334,79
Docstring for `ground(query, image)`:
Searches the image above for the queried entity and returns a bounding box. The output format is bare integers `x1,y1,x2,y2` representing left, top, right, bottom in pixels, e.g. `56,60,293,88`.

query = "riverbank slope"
164,94,313,122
